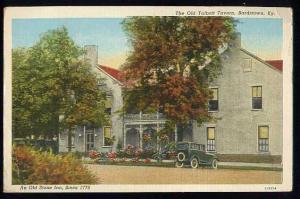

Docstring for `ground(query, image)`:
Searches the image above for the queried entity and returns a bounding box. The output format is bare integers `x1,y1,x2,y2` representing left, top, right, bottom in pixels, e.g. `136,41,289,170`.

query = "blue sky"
12,18,282,69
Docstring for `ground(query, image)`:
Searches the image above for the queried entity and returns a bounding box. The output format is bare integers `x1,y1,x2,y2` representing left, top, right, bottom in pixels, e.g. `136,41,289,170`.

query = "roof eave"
240,48,282,73
96,65,124,86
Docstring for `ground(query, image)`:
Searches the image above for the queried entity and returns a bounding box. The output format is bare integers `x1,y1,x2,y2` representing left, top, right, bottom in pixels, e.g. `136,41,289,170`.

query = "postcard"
3,6,293,192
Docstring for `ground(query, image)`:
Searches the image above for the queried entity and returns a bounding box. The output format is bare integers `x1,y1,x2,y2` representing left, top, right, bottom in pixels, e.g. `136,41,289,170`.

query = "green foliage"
116,140,123,151
12,146,97,184
104,135,116,146
121,17,236,125
12,26,107,140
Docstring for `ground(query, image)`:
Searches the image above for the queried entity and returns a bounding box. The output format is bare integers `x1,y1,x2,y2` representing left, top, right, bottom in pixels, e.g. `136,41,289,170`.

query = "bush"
140,147,157,159
12,146,97,184
89,150,101,159
12,146,36,184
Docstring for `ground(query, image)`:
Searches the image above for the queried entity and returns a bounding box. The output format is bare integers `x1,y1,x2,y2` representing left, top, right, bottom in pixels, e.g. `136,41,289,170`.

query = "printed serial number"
265,186,277,190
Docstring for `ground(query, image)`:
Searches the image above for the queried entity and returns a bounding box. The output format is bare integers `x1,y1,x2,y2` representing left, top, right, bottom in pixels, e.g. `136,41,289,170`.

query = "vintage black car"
175,142,218,169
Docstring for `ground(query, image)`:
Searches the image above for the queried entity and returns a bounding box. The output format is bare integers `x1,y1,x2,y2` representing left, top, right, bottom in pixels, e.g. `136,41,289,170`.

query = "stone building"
58,34,282,161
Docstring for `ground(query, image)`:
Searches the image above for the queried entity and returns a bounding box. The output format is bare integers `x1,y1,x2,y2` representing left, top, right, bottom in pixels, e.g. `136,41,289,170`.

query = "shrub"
116,149,126,158
107,151,117,159
12,146,36,184
140,147,157,159
89,150,101,159
12,146,97,184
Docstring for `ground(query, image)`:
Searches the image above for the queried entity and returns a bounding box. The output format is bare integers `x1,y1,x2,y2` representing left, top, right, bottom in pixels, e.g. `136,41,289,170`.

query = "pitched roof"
240,48,282,73
265,60,283,71
97,50,282,85
97,65,124,84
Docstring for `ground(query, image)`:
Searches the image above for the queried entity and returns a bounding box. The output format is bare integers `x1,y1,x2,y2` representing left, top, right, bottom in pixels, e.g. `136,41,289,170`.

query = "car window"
177,143,188,150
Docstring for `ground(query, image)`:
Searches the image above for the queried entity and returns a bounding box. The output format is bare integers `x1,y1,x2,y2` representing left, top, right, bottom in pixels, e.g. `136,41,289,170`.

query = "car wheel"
190,157,199,169
175,161,184,168
211,159,218,169
177,152,185,161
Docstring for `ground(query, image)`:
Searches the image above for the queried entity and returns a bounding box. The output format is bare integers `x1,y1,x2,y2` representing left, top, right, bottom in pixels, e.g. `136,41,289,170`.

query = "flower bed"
93,159,176,168
87,144,177,166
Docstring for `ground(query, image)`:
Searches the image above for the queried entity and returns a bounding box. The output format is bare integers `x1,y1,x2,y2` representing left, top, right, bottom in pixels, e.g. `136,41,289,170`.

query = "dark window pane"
258,138,269,152
177,125,184,141
209,100,218,111
105,108,111,114
207,139,215,151
252,97,262,109
104,137,112,146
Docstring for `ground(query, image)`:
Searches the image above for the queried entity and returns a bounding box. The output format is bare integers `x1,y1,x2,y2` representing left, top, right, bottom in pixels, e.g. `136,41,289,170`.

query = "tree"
121,17,235,128
12,27,107,151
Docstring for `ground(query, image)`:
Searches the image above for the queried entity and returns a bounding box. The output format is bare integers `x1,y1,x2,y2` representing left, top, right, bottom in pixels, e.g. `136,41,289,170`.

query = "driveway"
85,164,282,184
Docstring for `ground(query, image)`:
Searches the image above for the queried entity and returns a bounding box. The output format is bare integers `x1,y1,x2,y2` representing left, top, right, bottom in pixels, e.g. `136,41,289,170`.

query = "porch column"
156,112,159,151
123,125,126,147
83,125,86,152
139,112,143,148
174,124,178,142
139,124,143,148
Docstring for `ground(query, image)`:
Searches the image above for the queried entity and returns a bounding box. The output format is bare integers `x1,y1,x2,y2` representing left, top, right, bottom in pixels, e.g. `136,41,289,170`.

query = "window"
103,127,112,146
258,126,269,152
67,130,75,150
86,129,95,151
105,96,112,114
243,58,252,72
207,127,216,151
71,135,75,147
208,88,218,111
252,86,262,109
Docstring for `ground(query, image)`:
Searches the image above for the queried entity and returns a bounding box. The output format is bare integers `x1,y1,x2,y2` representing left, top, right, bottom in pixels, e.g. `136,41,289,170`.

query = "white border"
3,6,293,192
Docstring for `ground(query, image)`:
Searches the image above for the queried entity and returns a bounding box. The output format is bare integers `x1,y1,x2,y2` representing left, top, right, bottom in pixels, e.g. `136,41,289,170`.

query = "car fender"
205,153,218,163
189,154,200,162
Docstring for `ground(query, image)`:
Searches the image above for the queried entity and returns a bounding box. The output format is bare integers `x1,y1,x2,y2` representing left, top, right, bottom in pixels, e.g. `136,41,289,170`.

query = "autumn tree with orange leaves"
121,17,236,129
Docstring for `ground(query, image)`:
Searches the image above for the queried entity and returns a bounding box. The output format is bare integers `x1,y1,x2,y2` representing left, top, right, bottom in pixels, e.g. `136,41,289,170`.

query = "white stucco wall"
193,45,282,156
95,68,124,151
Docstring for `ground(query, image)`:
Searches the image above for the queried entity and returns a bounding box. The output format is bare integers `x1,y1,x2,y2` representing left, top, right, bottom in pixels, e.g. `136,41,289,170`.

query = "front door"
86,129,95,151
126,128,140,148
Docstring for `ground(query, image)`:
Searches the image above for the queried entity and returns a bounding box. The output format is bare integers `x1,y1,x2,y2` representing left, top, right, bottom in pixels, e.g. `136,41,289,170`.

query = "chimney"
84,45,98,67
233,32,241,48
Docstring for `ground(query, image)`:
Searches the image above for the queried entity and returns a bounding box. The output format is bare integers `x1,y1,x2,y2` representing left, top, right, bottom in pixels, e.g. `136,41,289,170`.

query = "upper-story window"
105,96,112,114
97,78,107,89
208,88,218,111
243,58,252,72
252,86,262,109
